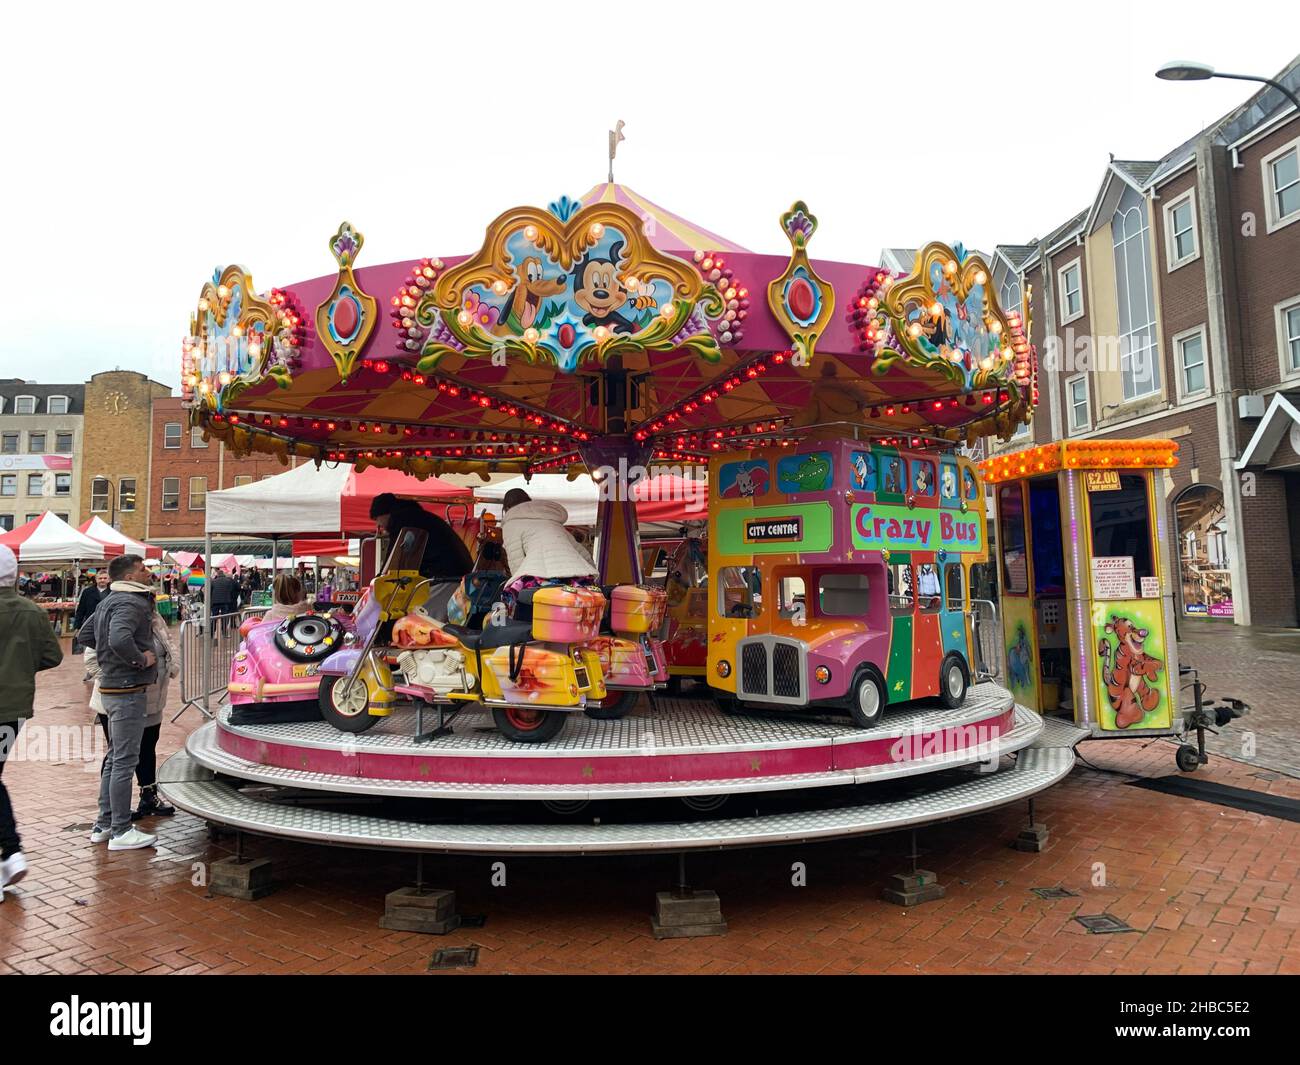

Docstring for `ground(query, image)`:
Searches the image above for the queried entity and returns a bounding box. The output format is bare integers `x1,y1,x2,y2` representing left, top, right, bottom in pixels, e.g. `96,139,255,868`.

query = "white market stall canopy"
204,462,470,536
78,516,164,559
477,473,708,529
0,511,107,563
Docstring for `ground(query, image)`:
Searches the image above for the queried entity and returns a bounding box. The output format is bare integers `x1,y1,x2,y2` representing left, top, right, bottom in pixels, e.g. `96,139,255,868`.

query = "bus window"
962,466,979,501
1088,473,1155,584
819,572,870,616
940,461,960,503
998,484,1029,594
912,459,937,497
718,566,761,619
888,563,914,615
917,563,942,612
777,575,806,619
881,456,906,495
945,563,964,611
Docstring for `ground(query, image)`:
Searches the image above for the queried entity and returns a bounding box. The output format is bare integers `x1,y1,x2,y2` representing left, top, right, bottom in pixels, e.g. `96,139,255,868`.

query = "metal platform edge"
157,735,1076,856
184,706,1045,801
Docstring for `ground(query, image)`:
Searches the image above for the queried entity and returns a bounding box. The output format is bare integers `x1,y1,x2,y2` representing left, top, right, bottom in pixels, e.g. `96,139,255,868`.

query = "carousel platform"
187,683,1037,800
158,691,1088,855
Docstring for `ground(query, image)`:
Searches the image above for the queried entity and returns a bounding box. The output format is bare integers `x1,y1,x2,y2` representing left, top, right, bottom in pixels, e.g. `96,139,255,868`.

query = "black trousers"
96,715,159,790
0,721,23,860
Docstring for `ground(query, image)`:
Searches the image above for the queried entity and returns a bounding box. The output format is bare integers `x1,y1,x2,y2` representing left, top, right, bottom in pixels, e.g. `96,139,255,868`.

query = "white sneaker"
107,828,157,851
0,852,26,887
89,825,111,844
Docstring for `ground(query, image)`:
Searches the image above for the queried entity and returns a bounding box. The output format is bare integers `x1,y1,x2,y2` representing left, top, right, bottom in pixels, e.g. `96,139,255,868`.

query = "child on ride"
264,573,311,623
499,489,598,614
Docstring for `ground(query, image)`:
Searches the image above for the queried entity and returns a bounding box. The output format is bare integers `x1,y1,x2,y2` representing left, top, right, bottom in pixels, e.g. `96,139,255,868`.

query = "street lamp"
1156,61,1300,113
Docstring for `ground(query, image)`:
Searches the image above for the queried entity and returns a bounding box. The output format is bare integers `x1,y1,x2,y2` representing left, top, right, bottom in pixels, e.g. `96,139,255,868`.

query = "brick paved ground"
1,642,1297,975
1178,623,1300,775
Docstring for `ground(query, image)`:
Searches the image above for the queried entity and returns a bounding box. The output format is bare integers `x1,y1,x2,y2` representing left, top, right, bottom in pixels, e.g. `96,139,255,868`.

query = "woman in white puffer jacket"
501,490,599,583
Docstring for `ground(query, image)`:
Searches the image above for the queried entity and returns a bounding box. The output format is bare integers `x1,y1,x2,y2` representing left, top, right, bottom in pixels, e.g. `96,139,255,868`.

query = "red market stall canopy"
0,512,108,563
203,461,472,536
292,537,361,557
182,185,1038,484
78,516,164,560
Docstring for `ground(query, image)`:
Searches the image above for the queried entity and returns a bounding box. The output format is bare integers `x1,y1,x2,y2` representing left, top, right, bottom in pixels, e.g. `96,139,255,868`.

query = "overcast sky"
1,0,1296,390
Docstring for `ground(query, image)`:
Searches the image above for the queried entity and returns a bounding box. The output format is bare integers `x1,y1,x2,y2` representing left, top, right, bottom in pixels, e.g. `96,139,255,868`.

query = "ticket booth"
981,440,1181,739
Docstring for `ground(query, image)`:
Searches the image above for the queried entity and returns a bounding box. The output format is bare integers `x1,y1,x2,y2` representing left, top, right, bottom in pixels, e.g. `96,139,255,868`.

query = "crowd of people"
1,493,592,898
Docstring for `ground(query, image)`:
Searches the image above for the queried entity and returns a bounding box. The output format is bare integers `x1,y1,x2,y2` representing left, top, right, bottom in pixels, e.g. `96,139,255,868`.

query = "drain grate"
63,823,95,832
1031,886,1079,899
429,946,479,970
1074,913,1136,934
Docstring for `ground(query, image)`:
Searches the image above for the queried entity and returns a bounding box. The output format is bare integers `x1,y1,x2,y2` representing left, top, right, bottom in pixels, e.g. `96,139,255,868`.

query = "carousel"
160,181,1087,926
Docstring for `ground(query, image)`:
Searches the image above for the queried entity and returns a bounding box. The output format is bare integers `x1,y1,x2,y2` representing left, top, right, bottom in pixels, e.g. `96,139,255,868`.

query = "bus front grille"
741,642,768,697
772,643,801,698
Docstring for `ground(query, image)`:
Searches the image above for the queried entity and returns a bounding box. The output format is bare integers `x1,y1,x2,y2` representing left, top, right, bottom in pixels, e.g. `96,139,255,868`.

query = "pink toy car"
229,608,355,706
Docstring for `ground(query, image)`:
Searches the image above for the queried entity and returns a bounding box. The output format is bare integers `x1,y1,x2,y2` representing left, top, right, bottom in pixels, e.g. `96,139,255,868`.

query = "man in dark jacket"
0,545,64,898
210,569,239,632
72,568,110,636
81,554,159,852
370,493,473,619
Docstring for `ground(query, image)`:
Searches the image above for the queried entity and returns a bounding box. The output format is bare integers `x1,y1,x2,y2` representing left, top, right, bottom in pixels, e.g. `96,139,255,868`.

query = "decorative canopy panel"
182,187,1037,478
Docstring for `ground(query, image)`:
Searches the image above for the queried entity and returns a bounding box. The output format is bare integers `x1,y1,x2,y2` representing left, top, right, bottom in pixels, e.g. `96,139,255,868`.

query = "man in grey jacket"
82,554,159,851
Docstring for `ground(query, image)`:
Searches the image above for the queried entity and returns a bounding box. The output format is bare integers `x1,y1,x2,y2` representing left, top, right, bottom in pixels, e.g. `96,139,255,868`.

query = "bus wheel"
938,655,969,709
849,671,886,729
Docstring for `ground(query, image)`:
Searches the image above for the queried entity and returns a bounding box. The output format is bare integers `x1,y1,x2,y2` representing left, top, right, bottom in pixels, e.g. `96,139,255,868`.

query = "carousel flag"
608,120,625,183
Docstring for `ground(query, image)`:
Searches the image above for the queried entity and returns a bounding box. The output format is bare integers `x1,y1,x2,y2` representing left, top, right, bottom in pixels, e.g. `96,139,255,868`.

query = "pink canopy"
0,512,107,563
78,516,163,560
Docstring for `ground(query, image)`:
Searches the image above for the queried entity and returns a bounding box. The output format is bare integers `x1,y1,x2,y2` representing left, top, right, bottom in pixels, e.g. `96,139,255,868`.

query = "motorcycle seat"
441,620,533,651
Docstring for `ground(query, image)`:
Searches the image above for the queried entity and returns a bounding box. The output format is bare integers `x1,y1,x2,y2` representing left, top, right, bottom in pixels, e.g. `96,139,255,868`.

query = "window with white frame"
1277,295,1300,376
1057,259,1083,323
13,396,36,415
1067,375,1090,432
1000,276,1022,319
119,477,136,512
233,475,253,487
189,476,207,510
1,474,15,497
190,425,208,448
162,477,180,511
1113,186,1161,401
1174,328,1209,398
46,395,69,415
91,477,110,512
1263,138,1300,232
54,473,71,496
26,473,43,496
1164,192,1199,269
163,422,182,449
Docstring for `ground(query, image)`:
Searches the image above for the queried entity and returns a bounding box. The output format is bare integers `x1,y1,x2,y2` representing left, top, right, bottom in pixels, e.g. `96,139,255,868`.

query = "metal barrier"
970,598,1001,681
174,607,269,723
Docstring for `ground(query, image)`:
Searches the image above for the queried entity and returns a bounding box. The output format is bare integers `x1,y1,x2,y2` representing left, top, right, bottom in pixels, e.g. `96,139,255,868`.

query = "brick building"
977,56,1300,627
0,381,85,532
145,396,290,546
79,370,172,543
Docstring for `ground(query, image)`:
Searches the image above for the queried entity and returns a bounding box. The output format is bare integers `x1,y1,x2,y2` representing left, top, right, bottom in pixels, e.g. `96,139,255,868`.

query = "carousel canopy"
0,512,108,563
78,516,163,560
204,462,471,536
182,186,1036,483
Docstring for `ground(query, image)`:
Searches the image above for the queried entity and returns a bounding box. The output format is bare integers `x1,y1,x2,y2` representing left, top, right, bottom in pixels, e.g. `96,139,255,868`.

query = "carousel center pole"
581,360,649,586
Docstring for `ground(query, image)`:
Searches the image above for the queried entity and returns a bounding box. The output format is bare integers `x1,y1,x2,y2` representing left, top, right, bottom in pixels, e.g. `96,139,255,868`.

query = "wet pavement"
1177,623,1300,776
0,644,1296,975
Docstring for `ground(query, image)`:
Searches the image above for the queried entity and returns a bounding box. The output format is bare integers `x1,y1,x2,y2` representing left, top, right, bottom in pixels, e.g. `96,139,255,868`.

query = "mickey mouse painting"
571,240,640,334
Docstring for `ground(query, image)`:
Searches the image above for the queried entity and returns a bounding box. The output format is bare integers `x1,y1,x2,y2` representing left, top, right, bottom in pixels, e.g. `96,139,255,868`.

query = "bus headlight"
716,659,731,679
815,665,832,685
